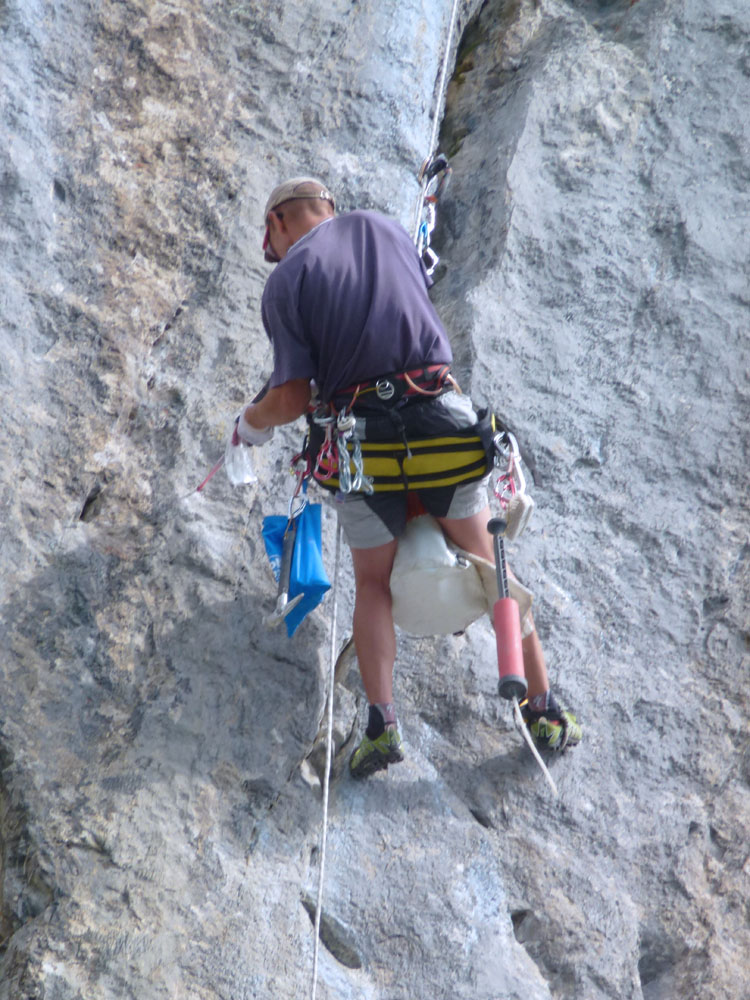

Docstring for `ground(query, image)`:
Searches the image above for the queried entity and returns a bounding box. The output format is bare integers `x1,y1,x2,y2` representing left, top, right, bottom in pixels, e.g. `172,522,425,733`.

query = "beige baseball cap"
262,177,335,262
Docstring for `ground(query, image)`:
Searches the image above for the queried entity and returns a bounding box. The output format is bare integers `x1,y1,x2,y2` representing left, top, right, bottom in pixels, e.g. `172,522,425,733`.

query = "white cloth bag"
390,514,533,637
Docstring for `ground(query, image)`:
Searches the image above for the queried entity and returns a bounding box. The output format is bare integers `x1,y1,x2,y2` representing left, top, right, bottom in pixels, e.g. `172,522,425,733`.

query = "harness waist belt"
306,405,496,494
331,364,453,411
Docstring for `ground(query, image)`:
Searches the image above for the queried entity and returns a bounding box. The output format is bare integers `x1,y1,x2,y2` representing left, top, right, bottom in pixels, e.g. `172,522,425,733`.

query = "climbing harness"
305,364,476,497
304,370,495,497
318,426,492,493
331,363,455,411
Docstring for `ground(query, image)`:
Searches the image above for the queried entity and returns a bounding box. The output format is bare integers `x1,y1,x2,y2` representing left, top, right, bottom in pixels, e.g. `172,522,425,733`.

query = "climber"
233,176,582,778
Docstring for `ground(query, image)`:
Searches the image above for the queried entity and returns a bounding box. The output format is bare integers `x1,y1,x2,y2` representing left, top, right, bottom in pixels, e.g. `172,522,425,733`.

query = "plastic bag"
261,503,331,637
224,439,258,486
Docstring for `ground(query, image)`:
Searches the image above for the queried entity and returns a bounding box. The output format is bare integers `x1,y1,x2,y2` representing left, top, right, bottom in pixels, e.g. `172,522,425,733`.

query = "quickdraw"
414,153,452,276
492,430,535,540
299,406,374,496
335,411,373,495
311,414,337,483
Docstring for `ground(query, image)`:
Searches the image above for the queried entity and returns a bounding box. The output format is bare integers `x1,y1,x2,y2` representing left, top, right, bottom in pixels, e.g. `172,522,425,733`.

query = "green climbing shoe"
349,726,404,779
521,693,582,751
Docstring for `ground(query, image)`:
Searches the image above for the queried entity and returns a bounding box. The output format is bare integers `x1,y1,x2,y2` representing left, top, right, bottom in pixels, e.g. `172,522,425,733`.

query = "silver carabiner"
422,246,439,276
336,412,356,434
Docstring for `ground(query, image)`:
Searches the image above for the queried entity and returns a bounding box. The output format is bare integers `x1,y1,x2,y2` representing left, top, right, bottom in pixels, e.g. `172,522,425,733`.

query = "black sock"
529,691,551,713
366,702,396,739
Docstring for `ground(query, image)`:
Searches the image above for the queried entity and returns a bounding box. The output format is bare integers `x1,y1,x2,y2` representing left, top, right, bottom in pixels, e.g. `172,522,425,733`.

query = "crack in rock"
301,896,363,970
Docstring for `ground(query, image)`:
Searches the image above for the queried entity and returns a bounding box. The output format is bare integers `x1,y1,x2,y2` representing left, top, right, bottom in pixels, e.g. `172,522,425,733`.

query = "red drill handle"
488,518,528,702
493,597,527,701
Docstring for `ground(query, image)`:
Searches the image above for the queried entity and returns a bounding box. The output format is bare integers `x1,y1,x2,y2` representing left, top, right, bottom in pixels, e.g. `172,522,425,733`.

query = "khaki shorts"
332,475,491,549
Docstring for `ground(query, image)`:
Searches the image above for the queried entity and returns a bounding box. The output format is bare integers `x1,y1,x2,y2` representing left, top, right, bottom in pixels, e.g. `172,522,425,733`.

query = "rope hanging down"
411,0,462,243
309,6,463,998
310,524,341,1000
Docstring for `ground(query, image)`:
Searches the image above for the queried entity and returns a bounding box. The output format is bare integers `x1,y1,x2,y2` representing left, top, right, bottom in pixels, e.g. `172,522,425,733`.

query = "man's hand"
230,378,311,449
235,409,274,446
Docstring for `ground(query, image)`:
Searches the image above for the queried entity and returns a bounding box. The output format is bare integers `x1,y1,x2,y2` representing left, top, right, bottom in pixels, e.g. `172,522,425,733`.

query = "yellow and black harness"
301,366,496,494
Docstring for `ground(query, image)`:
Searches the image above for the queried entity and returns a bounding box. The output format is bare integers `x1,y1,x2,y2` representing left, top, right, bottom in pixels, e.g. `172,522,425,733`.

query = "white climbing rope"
512,697,559,798
411,0,463,241
310,521,342,1000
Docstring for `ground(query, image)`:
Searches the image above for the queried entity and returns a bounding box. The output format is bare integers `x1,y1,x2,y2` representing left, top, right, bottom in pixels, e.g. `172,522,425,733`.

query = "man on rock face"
233,176,581,777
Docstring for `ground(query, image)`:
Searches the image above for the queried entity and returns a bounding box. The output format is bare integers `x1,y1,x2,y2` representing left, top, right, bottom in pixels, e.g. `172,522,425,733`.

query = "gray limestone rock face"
1,0,748,998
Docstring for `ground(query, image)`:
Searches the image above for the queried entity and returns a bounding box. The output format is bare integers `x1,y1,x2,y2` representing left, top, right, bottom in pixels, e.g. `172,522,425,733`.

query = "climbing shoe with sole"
349,726,404,779
521,693,582,751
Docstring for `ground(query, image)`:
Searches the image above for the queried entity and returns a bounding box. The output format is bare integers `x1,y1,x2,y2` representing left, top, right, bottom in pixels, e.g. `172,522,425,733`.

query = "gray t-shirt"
261,210,452,402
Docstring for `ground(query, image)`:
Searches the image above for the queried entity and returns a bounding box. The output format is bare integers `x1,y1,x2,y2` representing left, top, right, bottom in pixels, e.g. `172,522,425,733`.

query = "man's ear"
270,210,288,235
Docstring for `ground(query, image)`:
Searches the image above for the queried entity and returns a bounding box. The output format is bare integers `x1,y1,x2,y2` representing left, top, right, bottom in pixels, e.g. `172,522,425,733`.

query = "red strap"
406,492,427,521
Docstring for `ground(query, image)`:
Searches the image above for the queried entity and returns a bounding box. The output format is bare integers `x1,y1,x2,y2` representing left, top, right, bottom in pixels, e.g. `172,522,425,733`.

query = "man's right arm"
242,378,312,431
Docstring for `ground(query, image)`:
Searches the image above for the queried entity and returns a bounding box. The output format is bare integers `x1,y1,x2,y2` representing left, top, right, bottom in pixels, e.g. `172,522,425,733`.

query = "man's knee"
350,539,398,590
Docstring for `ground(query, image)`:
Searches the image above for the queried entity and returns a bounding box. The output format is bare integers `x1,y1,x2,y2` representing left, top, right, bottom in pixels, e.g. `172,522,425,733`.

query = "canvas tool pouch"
390,514,534,637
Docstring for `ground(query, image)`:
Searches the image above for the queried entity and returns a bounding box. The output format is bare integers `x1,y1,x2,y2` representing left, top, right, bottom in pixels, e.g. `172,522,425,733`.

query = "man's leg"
347,538,406,778
435,503,550,698
349,540,399,704
437,501,582,749
333,494,408,777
